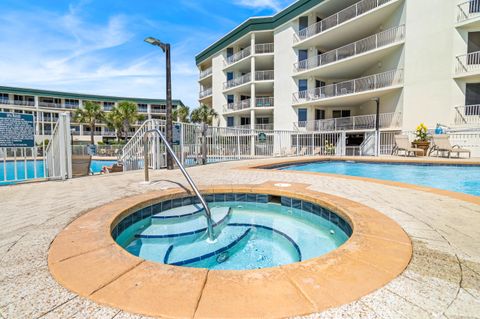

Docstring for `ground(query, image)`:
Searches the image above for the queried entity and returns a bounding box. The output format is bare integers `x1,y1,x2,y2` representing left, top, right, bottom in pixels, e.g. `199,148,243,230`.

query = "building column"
34,96,40,135
147,104,152,120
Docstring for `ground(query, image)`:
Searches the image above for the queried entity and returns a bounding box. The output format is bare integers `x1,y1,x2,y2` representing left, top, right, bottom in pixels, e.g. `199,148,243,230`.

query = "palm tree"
107,101,145,142
105,109,123,142
73,101,105,145
173,105,190,123
190,104,217,125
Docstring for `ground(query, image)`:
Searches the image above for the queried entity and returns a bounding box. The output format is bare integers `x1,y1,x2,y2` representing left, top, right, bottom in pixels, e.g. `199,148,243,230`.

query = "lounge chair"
72,155,92,178
102,163,124,174
392,135,425,157
429,135,471,158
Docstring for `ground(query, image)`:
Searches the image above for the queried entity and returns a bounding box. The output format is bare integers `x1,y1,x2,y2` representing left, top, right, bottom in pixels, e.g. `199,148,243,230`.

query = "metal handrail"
143,129,215,241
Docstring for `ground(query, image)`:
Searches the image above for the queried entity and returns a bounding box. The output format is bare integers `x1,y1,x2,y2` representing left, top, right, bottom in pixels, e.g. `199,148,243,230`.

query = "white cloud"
233,0,285,12
0,1,207,108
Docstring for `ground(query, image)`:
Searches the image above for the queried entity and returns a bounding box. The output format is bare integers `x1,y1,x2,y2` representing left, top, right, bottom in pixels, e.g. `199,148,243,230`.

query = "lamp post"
144,37,174,170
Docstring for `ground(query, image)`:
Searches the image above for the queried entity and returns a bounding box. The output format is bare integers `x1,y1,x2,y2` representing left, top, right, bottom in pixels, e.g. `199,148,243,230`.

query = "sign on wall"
172,124,182,146
0,112,35,148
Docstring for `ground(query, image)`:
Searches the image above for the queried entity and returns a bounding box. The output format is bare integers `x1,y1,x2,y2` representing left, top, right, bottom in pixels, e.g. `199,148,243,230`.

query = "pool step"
165,226,252,266
135,207,231,239
151,204,204,224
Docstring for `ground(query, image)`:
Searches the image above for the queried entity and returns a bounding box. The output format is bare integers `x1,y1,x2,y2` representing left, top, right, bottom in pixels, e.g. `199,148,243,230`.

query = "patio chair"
392,135,424,157
72,155,92,178
428,135,471,158
103,163,124,174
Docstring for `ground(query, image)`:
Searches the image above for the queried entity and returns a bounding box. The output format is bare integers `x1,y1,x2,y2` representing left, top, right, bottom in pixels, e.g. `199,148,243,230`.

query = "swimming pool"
0,160,117,184
280,161,480,196
114,194,351,270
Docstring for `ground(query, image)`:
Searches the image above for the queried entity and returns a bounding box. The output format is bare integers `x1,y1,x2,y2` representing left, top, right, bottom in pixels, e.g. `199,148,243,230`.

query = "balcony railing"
225,99,251,112
456,51,480,74
199,67,213,79
138,108,148,113
151,108,167,114
224,73,251,89
296,0,393,42
235,124,274,130
293,69,403,104
199,88,213,99
455,105,480,125
255,97,274,107
255,43,274,54
255,70,274,81
295,112,402,131
224,97,274,112
39,102,63,109
294,25,405,72
457,0,480,22
226,46,252,65
0,99,35,107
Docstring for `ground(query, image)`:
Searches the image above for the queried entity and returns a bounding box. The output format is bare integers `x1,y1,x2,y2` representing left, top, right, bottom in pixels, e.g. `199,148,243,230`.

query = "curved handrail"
143,129,215,241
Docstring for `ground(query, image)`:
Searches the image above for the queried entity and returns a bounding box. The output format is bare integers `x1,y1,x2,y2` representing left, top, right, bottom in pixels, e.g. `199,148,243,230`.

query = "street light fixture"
144,36,174,170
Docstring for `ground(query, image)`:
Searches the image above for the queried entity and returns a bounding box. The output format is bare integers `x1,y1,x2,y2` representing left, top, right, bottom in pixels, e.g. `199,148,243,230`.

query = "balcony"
294,112,402,132
39,102,63,109
255,70,274,81
293,69,403,105
455,51,480,78
255,43,274,54
457,0,480,25
0,99,35,107
454,105,480,126
199,88,213,99
224,73,252,90
294,25,405,74
226,46,252,66
224,97,274,113
295,0,394,43
151,108,166,114
199,67,212,80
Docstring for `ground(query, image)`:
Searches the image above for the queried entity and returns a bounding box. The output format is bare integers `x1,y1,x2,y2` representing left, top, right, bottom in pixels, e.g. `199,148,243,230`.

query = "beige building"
196,0,480,136
0,86,184,143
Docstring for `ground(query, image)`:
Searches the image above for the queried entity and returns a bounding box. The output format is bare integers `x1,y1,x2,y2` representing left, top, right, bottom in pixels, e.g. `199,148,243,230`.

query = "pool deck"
1,156,480,318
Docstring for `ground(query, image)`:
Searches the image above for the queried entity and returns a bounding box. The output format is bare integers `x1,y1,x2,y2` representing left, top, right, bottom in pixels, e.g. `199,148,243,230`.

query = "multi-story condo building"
0,86,184,143
197,0,480,139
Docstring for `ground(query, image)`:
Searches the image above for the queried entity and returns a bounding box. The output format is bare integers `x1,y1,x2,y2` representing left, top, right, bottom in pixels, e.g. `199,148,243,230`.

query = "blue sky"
0,0,294,107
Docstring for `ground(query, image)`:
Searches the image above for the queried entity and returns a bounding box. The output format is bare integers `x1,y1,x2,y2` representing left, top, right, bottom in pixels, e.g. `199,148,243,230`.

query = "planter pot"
412,141,430,156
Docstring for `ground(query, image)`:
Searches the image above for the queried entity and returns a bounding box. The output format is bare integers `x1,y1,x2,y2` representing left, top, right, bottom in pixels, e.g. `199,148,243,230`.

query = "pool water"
115,200,350,270
281,161,480,196
0,160,117,184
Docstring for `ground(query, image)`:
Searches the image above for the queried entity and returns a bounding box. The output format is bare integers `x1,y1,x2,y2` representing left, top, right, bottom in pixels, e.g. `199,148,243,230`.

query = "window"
226,48,234,58
315,80,325,88
256,117,270,124
299,50,308,62
138,103,148,112
299,79,308,92
315,109,325,120
332,110,351,118
240,117,251,126
227,95,234,104
227,72,234,81
298,108,307,123
299,16,308,31
227,117,234,127
103,102,115,111
466,84,480,114
65,99,79,108
0,93,8,103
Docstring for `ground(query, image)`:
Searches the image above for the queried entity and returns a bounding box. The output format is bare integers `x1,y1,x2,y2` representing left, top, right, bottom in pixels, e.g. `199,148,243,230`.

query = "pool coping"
48,182,412,319
245,156,480,205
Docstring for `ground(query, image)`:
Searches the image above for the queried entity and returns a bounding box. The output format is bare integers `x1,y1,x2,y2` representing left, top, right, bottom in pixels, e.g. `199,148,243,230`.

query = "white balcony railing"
456,51,480,74
294,25,405,72
226,46,252,65
199,88,213,99
455,105,480,125
151,108,167,114
224,73,252,90
39,102,64,109
296,0,393,42
0,99,35,107
255,97,274,108
293,69,403,104
457,0,480,22
225,99,251,112
294,112,402,131
199,67,212,79
255,70,274,81
255,43,274,54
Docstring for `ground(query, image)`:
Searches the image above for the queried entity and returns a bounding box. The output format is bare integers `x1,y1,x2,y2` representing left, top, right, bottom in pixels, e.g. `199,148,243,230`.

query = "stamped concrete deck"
1,156,480,318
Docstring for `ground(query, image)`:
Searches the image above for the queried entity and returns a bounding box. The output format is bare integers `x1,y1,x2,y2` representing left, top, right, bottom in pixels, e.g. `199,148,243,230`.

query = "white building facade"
196,0,480,139
0,86,184,143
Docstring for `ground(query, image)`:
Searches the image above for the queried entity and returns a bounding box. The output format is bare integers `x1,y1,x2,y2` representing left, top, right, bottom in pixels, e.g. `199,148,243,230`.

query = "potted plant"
412,123,430,156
